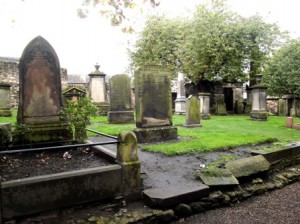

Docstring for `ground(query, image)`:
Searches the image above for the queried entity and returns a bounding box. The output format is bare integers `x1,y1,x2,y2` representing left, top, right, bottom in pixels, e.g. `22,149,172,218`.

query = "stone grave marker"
184,95,202,128
108,74,134,124
15,36,72,144
0,83,12,116
198,92,210,119
133,65,177,143
174,72,186,114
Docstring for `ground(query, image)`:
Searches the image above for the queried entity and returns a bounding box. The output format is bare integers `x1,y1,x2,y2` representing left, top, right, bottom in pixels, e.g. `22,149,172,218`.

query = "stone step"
143,184,209,208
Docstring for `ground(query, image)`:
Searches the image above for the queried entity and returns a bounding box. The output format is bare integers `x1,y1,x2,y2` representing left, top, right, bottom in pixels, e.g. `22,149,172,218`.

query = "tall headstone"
250,75,268,121
88,64,109,115
108,74,134,124
174,72,186,114
15,36,72,144
278,98,286,116
133,65,177,143
0,84,12,116
198,92,210,119
184,95,202,128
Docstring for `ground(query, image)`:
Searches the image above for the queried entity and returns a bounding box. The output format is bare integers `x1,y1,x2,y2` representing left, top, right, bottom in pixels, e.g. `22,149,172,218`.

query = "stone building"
0,56,68,108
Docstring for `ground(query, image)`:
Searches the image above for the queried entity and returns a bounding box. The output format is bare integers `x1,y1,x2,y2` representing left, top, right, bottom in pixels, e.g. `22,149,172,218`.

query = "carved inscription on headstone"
135,65,173,128
109,74,131,111
18,36,63,124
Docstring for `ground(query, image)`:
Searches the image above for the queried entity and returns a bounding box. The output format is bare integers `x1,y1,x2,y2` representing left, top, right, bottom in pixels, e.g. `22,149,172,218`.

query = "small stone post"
286,117,294,128
117,131,141,201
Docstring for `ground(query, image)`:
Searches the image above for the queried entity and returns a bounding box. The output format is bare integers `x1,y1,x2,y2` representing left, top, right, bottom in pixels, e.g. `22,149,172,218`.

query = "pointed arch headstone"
15,36,72,145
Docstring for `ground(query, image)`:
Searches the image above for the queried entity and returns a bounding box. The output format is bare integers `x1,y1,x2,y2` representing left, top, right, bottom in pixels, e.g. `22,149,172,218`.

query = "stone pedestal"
174,72,186,115
0,84,12,117
88,64,109,115
250,76,268,121
108,111,134,124
198,92,210,119
286,117,294,128
133,126,178,143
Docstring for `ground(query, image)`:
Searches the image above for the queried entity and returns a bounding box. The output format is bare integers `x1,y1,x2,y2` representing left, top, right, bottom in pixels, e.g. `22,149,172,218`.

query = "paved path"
179,181,300,224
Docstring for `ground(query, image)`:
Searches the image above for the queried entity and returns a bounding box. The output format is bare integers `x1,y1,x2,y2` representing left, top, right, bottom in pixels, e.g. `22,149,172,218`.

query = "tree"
78,0,159,31
129,0,286,85
128,15,189,75
263,39,300,97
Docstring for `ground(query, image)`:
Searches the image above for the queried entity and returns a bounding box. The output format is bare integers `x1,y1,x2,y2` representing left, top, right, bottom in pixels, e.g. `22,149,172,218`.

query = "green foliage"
129,0,286,84
0,125,11,146
264,39,300,97
63,98,98,142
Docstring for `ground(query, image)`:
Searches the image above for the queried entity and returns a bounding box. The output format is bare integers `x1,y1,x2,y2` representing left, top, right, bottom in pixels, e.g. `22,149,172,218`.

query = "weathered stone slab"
174,72,186,115
195,169,239,187
225,155,270,178
251,142,300,164
1,165,121,219
143,184,209,208
184,95,202,128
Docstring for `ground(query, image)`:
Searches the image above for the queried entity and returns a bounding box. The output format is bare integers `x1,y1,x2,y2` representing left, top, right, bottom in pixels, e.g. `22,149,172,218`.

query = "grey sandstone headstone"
133,65,177,143
0,84,12,116
215,94,227,115
225,155,270,178
184,95,202,128
250,75,268,121
108,74,134,124
198,92,210,119
15,36,72,144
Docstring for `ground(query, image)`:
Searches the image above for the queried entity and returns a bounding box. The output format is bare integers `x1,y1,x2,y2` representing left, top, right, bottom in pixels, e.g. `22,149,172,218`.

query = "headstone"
198,92,210,119
184,95,202,128
250,75,268,121
133,65,178,143
63,87,86,103
108,74,134,124
174,72,186,114
15,36,72,144
0,84,12,116
88,64,109,115
215,94,227,115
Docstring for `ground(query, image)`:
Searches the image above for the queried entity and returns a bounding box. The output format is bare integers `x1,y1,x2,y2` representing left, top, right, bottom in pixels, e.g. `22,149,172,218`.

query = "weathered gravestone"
88,64,109,115
215,94,228,115
0,83,12,116
250,75,268,121
278,98,286,116
15,36,72,144
174,72,186,115
184,95,202,128
198,92,210,119
133,65,177,143
108,74,134,124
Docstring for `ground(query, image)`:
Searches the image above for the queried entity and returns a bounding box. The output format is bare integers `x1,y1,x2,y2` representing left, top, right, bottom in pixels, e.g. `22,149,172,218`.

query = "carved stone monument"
198,92,210,119
250,75,268,121
15,36,72,144
133,65,178,143
184,95,202,128
215,94,228,115
108,74,134,124
174,72,186,114
0,84,12,116
88,64,109,115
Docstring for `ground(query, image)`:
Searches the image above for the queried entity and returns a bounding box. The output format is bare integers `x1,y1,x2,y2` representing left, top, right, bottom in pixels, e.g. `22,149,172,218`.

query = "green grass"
88,115,300,156
2,111,300,156
0,109,17,124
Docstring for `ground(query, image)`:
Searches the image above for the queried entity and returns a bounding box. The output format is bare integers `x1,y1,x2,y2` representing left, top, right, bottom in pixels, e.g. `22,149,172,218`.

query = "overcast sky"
0,0,299,76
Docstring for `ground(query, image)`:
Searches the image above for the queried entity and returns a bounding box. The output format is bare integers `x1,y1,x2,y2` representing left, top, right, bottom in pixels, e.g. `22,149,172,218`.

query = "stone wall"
0,57,68,108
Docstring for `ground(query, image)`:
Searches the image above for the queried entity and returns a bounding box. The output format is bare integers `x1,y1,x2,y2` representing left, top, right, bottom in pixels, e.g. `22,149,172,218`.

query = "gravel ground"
180,181,300,224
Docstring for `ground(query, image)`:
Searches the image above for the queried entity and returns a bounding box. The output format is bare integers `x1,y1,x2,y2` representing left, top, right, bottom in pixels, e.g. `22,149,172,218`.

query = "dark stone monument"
184,95,202,128
133,65,177,143
108,74,134,124
15,36,72,144
0,83,12,116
